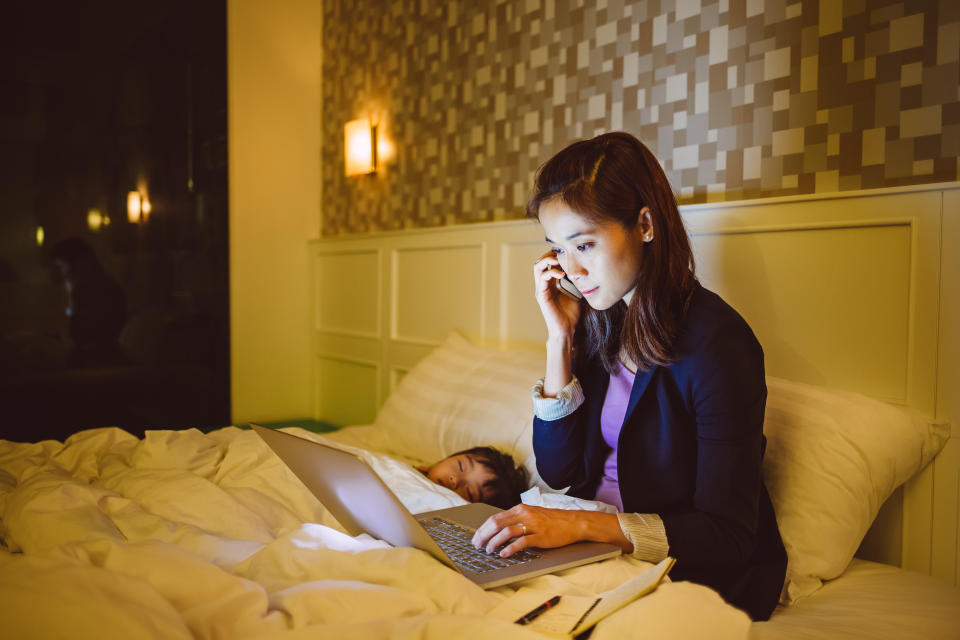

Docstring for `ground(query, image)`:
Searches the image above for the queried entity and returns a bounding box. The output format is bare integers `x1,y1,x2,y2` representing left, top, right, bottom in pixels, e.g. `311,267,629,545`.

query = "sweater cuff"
616,512,670,562
531,375,585,421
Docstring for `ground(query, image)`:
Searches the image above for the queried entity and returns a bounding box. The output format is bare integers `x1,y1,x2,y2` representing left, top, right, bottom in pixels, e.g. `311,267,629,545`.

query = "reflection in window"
0,1,230,442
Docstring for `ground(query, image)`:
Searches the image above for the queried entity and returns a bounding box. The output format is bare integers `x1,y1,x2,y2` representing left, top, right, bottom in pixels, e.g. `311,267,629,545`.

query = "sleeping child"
304,432,530,513
417,446,529,509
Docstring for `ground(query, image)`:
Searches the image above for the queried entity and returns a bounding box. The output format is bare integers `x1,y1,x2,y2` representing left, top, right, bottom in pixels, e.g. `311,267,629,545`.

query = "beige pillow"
762,376,950,602
372,332,544,467
371,335,952,604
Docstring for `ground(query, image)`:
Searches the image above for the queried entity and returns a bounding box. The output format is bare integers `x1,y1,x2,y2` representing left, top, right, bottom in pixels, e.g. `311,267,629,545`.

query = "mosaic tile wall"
321,0,960,234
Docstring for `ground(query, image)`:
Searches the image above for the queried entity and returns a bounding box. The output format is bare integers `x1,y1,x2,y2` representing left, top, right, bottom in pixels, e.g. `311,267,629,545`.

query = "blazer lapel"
624,365,658,424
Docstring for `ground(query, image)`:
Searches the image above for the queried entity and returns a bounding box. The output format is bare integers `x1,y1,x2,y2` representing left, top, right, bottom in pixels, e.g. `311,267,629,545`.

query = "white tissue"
520,487,619,513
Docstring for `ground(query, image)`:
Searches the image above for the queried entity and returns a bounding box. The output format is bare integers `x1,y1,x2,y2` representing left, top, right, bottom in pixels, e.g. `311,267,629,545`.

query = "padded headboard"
310,183,959,586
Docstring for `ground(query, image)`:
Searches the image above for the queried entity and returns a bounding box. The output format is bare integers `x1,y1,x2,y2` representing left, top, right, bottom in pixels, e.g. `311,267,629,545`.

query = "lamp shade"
127,191,141,223
87,208,103,231
344,119,376,176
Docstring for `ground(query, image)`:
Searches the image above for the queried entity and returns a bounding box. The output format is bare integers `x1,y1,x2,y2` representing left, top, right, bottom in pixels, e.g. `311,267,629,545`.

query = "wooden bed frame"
308,183,959,587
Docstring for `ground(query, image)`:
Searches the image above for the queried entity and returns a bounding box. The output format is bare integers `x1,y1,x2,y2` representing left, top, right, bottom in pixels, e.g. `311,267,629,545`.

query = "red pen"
515,595,562,625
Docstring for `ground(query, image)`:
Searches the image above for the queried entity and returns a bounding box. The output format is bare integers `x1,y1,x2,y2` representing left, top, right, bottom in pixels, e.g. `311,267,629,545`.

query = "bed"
0,421,755,639
3,185,959,638
1,335,956,639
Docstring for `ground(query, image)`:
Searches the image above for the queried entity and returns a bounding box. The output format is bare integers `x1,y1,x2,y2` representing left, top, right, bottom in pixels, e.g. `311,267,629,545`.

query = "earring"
644,233,654,243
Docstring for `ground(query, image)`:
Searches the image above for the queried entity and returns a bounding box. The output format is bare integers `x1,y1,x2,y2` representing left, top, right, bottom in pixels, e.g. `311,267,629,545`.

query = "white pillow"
372,332,545,470
370,336,952,603
289,430,468,514
761,376,950,602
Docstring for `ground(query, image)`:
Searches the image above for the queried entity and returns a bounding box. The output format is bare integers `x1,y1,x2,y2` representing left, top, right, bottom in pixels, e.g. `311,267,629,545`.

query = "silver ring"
520,522,527,536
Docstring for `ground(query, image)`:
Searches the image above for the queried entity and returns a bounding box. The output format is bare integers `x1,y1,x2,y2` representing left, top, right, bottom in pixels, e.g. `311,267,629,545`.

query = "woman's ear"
638,207,655,243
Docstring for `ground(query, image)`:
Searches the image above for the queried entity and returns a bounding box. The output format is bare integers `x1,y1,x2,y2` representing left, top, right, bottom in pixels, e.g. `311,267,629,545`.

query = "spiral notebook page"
571,556,675,635
488,590,597,636
487,557,675,637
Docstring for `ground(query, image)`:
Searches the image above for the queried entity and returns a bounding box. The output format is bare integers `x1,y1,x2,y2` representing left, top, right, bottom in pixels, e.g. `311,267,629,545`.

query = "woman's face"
539,198,649,310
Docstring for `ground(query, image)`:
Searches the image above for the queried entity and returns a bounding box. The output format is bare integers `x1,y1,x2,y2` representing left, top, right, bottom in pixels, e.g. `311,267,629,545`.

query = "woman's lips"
580,286,599,296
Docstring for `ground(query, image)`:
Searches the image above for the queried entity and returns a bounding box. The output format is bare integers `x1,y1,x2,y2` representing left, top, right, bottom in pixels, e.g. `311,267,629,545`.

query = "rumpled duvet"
0,426,750,639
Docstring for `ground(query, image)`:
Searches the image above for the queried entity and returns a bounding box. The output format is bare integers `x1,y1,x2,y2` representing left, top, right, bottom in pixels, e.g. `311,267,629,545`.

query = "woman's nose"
565,255,586,277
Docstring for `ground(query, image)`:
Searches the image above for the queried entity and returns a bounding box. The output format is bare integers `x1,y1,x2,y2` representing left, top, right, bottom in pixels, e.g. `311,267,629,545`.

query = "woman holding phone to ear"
471,132,786,621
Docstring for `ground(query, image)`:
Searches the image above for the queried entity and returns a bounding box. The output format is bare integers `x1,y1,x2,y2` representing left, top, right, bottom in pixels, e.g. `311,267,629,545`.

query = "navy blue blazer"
533,284,786,621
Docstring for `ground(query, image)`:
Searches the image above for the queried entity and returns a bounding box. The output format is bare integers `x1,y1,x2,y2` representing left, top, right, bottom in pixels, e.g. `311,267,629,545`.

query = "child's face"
427,453,496,503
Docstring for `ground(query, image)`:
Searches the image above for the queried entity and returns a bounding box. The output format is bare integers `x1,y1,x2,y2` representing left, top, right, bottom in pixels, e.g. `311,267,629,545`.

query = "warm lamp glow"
36,226,44,247
377,137,394,163
87,208,104,231
127,191,142,223
344,119,377,176
140,198,151,221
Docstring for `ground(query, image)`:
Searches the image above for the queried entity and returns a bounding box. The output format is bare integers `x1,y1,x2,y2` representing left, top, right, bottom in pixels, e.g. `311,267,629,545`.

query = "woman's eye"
550,247,563,256
576,243,591,252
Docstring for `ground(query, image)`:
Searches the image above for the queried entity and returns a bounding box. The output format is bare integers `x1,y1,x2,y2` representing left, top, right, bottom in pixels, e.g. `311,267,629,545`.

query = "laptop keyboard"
420,517,541,573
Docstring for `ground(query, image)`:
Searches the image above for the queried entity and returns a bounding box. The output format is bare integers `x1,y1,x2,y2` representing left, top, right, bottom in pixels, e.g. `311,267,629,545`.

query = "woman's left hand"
471,504,591,557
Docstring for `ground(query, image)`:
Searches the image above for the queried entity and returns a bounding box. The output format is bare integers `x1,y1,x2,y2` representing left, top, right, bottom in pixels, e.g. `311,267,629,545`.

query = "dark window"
0,1,230,441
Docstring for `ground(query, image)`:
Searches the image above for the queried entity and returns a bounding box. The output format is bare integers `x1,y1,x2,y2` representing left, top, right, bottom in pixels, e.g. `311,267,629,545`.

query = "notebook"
488,556,676,636
251,423,622,589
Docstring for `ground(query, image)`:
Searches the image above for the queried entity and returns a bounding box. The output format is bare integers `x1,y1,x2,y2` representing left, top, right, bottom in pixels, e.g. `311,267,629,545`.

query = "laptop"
251,423,621,588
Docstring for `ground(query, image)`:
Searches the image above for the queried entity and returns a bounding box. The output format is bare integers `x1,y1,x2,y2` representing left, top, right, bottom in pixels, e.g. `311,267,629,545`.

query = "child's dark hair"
451,446,529,509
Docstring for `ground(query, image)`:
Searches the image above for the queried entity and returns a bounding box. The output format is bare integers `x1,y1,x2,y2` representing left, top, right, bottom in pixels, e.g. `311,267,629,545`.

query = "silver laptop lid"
252,424,622,589
250,423,458,568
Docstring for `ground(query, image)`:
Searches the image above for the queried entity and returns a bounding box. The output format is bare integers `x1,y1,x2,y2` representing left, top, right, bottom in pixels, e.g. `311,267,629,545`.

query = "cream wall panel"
501,242,551,348
902,463,936,574
692,224,911,402
389,367,409,396
314,250,380,336
934,189,960,585
385,340,436,372
858,491,903,566
310,184,959,582
315,356,379,427
682,189,942,415
313,333,381,364
392,245,485,344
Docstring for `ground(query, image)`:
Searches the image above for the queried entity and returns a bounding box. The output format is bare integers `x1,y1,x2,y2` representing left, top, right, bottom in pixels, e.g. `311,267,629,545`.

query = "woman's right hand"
533,251,582,340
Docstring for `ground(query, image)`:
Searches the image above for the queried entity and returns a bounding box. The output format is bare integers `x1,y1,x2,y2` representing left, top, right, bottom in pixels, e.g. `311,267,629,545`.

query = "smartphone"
557,275,584,300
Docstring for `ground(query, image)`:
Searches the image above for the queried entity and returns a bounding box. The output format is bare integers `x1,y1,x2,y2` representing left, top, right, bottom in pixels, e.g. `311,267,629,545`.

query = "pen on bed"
515,595,561,625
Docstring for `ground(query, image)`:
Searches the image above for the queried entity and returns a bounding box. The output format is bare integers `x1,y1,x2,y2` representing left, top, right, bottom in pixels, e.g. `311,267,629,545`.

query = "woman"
471,132,786,621
51,237,127,368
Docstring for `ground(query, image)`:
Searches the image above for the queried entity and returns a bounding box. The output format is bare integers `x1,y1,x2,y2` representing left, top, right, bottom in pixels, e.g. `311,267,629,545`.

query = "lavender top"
593,360,636,512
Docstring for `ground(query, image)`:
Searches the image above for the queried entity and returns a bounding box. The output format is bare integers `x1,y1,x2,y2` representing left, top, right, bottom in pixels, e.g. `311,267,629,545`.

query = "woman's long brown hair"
527,132,697,373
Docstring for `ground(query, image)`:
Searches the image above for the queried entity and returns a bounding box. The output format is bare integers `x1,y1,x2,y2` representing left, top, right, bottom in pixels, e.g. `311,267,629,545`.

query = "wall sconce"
127,191,151,223
344,118,378,176
127,192,141,223
87,208,104,231
36,226,45,247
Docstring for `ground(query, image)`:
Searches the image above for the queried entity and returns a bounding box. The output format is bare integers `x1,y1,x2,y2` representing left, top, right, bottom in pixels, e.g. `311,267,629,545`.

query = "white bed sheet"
0,426,750,640
752,559,960,640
